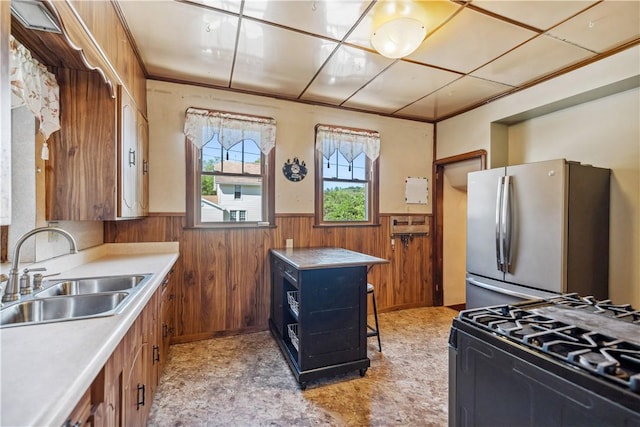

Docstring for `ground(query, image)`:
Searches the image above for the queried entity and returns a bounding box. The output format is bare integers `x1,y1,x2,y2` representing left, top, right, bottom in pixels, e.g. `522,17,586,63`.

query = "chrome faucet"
1,227,78,303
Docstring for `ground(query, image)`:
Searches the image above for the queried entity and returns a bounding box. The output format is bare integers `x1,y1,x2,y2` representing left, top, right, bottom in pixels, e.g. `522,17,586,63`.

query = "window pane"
200,134,264,223
323,181,367,221
323,151,366,180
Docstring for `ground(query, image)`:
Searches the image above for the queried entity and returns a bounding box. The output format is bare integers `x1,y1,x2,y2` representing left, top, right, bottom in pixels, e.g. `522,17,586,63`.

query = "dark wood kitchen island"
269,247,388,389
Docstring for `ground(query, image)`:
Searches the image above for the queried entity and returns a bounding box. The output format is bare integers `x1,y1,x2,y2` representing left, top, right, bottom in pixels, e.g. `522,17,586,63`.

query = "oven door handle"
467,277,540,300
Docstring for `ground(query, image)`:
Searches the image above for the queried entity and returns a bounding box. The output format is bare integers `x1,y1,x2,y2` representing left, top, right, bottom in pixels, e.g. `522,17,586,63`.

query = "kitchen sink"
0,292,129,327
35,274,149,297
0,273,154,327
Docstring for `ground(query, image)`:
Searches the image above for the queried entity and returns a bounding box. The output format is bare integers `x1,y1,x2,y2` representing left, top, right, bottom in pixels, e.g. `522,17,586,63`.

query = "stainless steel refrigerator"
466,159,610,309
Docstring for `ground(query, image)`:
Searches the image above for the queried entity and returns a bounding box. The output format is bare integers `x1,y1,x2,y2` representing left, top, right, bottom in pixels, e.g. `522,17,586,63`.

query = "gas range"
449,294,640,426
459,294,640,394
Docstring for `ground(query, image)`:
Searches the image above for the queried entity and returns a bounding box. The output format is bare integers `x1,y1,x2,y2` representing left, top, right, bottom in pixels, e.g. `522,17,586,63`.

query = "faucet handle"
23,267,47,274
33,272,61,291
20,268,47,295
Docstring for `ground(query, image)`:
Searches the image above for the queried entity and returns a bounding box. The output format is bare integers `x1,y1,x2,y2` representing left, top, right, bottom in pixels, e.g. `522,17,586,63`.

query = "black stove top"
459,294,640,394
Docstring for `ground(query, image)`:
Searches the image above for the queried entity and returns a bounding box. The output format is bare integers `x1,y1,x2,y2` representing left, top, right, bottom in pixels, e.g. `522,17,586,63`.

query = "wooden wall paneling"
104,214,433,342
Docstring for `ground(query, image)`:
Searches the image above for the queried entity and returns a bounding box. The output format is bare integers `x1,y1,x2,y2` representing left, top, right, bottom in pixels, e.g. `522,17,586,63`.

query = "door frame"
432,149,486,306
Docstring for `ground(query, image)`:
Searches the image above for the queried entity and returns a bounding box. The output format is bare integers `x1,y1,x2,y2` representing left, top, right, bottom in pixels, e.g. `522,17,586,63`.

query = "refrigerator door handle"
495,178,504,271
503,175,512,273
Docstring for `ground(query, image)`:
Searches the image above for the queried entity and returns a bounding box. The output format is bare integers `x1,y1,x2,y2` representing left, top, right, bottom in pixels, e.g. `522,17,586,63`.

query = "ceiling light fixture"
371,0,429,59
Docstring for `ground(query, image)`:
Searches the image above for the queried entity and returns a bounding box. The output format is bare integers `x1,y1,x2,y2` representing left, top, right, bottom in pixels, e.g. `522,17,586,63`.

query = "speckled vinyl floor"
148,306,458,427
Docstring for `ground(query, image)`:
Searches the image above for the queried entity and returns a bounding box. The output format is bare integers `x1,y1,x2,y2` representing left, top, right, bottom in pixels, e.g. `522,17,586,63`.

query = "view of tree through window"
200,134,263,223
322,150,368,221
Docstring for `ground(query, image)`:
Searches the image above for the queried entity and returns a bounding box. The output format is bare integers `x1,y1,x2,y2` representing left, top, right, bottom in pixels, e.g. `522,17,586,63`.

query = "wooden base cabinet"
64,272,173,427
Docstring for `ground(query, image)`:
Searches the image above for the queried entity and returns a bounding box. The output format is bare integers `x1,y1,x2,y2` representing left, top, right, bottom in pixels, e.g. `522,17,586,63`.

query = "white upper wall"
147,80,434,214
436,45,640,307
437,45,640,162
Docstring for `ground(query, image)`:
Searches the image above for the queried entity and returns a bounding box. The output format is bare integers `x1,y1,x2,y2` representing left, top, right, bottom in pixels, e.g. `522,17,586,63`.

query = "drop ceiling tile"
395,75,514,120
471,34,595,87
232,21,338,97
301,45,395,105
343,60,461,113
408,7,537,73
344,0,462,51
242,0,373,40
547,1,640,53
119,1,238,85
471,0,598,31
183,0,242,14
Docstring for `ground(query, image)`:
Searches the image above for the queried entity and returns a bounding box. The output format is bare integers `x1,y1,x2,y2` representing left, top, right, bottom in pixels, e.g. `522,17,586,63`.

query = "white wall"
437,46,640,307
147,80,433,215
508,88,639,307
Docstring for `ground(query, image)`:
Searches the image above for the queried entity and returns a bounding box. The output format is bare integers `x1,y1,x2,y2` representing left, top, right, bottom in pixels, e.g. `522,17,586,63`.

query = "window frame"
185,127,275,229
314,125,380,227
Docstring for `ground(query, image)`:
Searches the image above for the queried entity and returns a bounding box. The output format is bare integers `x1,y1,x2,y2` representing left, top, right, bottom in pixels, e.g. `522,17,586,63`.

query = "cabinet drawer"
273,257,298,285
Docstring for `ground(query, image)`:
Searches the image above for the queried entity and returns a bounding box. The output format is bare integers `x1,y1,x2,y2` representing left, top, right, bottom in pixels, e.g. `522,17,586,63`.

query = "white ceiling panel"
547,0,640,53
113,0,639,122
396,75,514,120
408,7,537,73
343,60,461,113
471,34,596,87
232,20,338,97
119,0,238,85
242,0,373,40
301,45,395,105
184,0,242,14
470,0,599,31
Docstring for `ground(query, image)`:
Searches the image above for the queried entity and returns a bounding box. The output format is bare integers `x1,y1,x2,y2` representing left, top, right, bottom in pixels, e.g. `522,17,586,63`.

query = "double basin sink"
0,274,153,328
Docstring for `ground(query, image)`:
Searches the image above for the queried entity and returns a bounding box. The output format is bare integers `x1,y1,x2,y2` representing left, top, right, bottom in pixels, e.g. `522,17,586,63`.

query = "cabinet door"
118,86,139,218
123,342,147,427
137,111,149,216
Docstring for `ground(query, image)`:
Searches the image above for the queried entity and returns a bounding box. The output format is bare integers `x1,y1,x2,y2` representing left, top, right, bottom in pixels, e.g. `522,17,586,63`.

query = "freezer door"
504,159,567,292
466,167,506,281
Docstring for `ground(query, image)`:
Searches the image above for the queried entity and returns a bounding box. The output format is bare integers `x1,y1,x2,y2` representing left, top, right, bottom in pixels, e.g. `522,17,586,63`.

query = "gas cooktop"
458,294,640,394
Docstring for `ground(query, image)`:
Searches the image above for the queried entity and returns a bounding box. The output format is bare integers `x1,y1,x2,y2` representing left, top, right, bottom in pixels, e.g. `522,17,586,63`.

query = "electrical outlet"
286,239,293,248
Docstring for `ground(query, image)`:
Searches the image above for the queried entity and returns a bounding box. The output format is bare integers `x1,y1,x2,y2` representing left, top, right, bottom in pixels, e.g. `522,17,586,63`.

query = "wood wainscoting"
104,213,433,343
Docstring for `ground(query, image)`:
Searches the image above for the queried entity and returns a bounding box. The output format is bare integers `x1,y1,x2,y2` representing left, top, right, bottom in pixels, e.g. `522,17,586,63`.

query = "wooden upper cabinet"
67,0,147,112
46,72,148,221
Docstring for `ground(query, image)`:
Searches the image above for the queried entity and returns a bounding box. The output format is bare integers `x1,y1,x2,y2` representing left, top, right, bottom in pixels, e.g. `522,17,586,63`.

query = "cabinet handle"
129,148,136,166
163,323,168,338
153,345,160,364
143,159,148,174
136,384,145,409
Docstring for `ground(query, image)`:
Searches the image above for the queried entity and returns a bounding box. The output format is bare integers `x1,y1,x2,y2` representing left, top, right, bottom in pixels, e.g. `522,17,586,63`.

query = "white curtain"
184,107,276,154
315,124,380,162
9,35,60,140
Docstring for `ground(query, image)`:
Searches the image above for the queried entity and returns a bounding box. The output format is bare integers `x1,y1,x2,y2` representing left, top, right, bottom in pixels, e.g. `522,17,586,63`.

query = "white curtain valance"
315,124,380,163
184,107,276,154
9,35,60,141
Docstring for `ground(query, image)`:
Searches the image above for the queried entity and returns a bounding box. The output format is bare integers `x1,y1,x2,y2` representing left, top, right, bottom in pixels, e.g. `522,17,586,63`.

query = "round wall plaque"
283,157,307,182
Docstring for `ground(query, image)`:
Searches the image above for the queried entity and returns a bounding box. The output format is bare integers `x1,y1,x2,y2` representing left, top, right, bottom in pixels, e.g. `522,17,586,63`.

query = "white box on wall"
405,177,428,204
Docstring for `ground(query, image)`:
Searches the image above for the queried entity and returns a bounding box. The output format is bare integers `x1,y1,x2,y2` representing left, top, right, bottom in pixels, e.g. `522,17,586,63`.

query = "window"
314,124,380,226
184,108,276,227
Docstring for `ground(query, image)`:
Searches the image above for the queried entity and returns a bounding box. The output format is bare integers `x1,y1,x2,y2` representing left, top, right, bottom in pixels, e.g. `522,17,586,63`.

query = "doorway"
433,150,486,308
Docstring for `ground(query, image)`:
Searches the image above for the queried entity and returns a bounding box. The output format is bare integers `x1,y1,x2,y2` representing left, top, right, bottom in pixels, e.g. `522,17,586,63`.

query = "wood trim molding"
432,148,487,306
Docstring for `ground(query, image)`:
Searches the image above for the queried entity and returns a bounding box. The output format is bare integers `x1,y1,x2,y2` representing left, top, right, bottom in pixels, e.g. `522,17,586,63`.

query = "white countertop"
0,242,180,427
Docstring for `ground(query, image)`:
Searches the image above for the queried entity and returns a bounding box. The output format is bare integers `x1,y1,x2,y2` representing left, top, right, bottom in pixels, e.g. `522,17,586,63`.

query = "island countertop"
270,247,388,270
